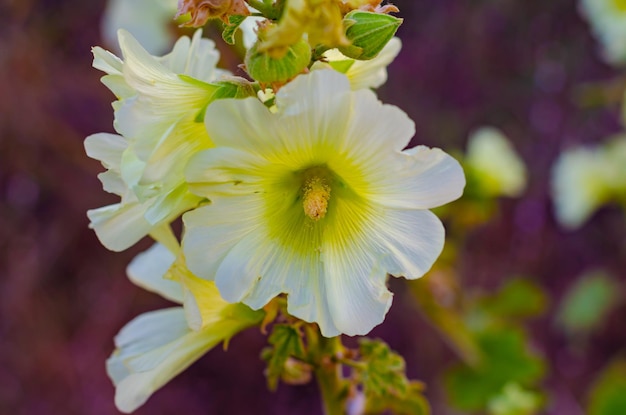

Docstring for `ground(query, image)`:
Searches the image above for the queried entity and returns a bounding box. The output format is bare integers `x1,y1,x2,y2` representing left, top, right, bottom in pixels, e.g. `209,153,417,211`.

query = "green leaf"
588,359,626,415
411,276,481,365
359,338,408,398
222,15,247,45
365,382,430,415
444,327,545,412
487,383,543,415
556,270,620,336
262,324,305,391
357,339,431,414
479,278,548,320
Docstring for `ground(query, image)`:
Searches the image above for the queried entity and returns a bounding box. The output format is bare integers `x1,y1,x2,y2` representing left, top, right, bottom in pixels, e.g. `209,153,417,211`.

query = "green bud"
339,11,402,60
245,39,312,84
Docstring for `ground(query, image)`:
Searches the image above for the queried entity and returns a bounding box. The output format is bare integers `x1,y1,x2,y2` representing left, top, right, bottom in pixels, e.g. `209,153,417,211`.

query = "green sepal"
245,38,312,83
183,77,256,123
339,11,402,60
328,59,355,74
261,324,306,391
222,15,247,45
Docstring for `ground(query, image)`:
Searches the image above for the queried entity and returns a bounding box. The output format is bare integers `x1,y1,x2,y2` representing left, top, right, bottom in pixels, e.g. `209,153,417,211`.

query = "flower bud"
338,11,402,60
245,38,312,84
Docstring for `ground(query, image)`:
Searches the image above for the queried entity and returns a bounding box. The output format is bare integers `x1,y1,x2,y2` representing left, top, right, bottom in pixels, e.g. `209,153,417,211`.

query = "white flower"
182,70,465,337
311,37,402,90
552,146,610,228
552,136,626,228
88,30,232,251
101,0,178,55
465,127,527,198
580,0,626,65
108,242,263,413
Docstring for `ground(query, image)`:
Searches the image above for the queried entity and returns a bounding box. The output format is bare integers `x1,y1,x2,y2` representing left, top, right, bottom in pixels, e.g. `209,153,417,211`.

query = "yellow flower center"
614,0,626,11
301,167,332,221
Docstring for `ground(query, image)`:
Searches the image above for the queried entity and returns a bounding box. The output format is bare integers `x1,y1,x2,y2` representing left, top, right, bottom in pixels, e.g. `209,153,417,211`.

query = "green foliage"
479,278,548,320
356,339,430,415
588,359,626,415
410,275,481,365
444,327,545,412
487,383,543,415
222,15,247,45
261,324,306,390
556,270,620,336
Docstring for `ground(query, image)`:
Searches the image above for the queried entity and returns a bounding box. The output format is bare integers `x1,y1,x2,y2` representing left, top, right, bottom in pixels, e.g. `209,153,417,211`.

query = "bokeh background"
1,0,625,414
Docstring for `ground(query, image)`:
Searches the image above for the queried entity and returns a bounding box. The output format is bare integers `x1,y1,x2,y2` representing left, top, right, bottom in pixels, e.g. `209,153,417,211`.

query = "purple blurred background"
1,0,625,414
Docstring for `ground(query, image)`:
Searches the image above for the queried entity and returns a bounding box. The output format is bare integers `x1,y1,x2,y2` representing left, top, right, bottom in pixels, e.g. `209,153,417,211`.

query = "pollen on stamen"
302,176,331,221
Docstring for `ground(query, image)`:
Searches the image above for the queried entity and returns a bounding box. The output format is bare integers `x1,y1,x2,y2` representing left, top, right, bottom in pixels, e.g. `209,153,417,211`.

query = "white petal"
127,243,183,304
84,133,127,170
87,202,152,251
204,71,353,165
159,29,226,82
367,146,466,209
97,170,126,196
107,308,218,413
346,37,402,90
116,309,189,371
182,197,262,281
115,30,216,161
323,236,393,336
313,37,402,90
214,229,281,304
92,46,123,75
185,147,271,197
372,209,446,279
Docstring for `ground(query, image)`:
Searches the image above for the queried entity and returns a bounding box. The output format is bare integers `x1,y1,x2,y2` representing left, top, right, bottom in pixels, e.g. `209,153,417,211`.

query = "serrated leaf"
222,15,247,45
359,338,408,399
262,324,305,390
365,382,431,415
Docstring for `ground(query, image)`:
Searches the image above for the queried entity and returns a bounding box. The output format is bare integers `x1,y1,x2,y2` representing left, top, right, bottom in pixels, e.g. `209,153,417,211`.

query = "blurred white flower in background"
580,0,626,65
551,136,626,229
101,0,178,55
464,127,527,198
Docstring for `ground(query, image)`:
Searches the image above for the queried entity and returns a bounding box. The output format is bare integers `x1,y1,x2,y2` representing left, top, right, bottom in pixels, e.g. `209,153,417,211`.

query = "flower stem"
306,327,347,415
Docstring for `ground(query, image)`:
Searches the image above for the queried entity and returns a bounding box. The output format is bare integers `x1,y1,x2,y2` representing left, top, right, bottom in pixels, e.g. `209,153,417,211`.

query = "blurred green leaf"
261,324,305,390
487,383,542,415
588,359,626,415
479,278,548,320
444,326,545,412
411,273,481,365
556,270,620,336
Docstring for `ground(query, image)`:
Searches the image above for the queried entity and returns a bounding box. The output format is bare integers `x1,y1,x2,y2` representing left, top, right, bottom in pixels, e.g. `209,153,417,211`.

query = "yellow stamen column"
302,169,331,221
